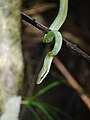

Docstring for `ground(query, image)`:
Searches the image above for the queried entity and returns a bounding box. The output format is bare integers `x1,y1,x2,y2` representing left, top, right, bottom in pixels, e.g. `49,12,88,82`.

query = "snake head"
37,55,53,84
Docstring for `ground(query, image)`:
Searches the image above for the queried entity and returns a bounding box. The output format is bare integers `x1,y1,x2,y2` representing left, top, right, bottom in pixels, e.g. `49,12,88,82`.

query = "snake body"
37,0,68,84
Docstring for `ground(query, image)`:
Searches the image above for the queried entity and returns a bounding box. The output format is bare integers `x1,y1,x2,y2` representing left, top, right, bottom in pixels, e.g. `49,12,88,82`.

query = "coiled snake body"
37,0,68,84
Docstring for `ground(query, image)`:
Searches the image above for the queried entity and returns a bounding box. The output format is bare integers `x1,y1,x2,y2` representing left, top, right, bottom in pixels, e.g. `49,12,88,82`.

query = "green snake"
37,0,68,84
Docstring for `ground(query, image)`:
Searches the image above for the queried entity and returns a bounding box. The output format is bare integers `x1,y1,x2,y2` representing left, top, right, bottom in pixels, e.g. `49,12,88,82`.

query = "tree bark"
0,0,24,119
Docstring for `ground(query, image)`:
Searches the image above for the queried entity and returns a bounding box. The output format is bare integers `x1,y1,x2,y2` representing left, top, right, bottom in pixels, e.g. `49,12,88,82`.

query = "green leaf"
31,81,61,100
40,102,72,120
29,100,55,120
35,102,61,120
37,103,62,120
28,106,42,120
28,101,72,120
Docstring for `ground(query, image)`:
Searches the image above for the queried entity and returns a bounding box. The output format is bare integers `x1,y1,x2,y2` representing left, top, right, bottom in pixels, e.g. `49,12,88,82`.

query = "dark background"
21,0,90,120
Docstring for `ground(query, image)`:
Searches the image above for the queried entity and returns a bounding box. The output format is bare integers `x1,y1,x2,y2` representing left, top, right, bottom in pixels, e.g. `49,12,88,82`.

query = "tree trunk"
0,0,24,120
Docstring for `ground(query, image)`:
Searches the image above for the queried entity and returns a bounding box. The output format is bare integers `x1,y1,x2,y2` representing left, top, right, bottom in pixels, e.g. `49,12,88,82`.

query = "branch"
21,12,90,62
53,57,90,110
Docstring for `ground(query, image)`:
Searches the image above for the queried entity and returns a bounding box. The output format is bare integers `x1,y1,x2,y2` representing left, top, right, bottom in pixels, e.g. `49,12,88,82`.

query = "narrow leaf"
28,106,42,120
29,100,55,120
39,102,72,120
31,81,61,100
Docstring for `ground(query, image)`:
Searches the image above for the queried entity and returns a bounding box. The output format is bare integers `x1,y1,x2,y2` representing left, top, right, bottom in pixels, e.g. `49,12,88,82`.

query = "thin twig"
53,57,90,110
21,12,50,34
21,12,90,62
